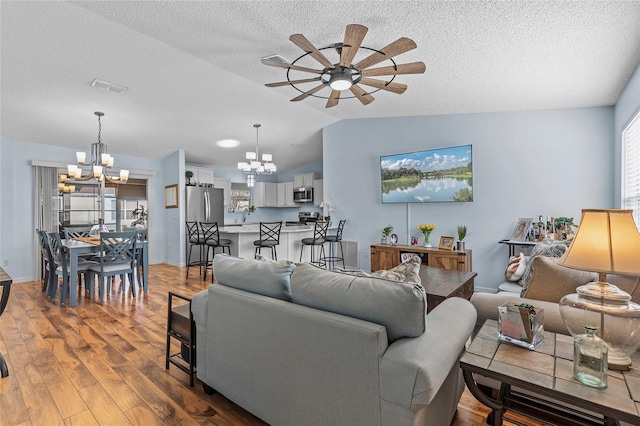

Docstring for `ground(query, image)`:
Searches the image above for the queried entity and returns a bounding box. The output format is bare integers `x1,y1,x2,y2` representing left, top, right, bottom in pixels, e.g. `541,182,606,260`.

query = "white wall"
323,107,615,291
0,137,164,282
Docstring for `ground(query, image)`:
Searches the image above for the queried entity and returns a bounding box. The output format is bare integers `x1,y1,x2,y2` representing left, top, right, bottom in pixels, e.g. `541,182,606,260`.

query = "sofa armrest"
470,292,568,335
379,297,477,410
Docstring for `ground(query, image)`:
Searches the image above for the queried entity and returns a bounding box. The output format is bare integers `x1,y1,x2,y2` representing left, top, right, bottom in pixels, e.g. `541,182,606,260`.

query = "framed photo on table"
439,236,455,251
511,218,532,242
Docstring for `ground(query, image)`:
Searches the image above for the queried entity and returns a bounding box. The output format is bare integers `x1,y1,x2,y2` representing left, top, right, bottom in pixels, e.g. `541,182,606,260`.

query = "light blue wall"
163,150,184,266
614,63,640,207
0,137,164,282
323,107,615,291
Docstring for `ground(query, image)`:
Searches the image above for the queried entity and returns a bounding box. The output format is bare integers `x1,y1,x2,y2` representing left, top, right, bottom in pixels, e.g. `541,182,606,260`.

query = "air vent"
261,55,291,66
90,78,128,94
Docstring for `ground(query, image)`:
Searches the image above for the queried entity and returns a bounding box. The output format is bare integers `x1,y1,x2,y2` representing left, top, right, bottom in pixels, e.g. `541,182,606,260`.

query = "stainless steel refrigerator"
185,186,225,270
185,186,224,224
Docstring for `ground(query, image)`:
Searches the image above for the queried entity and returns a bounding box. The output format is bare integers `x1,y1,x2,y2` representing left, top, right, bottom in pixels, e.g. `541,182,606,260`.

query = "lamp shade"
560,209,640,275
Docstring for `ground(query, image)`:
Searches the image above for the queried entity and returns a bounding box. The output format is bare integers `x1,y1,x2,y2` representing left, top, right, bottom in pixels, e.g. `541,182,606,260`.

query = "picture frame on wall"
164,184,179,209
511,218,532,241
439,236,455,251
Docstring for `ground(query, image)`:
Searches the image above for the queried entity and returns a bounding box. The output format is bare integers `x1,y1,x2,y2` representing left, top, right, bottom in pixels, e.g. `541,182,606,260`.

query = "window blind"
623,110,640,230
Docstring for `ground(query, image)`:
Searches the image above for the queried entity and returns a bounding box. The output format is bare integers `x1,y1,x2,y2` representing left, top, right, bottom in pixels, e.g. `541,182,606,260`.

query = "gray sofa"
192,254,477,426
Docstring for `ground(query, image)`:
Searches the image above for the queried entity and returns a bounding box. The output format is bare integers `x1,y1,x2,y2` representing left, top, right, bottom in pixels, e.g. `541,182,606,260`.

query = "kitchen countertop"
220,224,312,233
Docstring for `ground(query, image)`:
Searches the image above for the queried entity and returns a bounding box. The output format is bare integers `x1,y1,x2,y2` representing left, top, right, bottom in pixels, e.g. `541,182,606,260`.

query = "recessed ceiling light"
216,139,240,148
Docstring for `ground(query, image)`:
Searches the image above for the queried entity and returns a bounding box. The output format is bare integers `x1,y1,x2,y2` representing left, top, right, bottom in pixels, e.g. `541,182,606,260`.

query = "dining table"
63,237,149,307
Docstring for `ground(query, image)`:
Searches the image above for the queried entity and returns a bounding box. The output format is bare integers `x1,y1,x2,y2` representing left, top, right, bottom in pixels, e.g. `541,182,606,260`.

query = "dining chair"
200,222,232,282
37,229,54,294
300,221,330,267
63,225,93,240
323,219,347,269
186,221,206,278
131,228,147,291
89,230,138,304
47,232,97,303
253,222,282,260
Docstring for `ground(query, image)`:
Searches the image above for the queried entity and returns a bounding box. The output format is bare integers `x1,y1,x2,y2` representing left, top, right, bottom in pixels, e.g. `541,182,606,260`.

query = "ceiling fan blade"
354,37,417,70
326,90,341,108
265,77,322,88
262,61,324,74
340,24,368,67
290,34,334,68
361,62,426,77
291,83,328,102
359,78,407,94
349,84,374,105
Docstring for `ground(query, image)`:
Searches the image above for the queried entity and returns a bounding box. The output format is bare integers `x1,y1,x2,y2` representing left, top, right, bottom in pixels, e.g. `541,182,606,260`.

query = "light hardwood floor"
0,263,548,425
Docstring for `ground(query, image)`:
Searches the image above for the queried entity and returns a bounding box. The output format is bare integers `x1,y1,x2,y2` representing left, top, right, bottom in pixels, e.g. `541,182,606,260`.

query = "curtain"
33,166,58,280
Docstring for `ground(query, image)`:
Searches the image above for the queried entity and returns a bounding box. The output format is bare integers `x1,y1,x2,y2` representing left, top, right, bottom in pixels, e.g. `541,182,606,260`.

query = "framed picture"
164,184,179,208
439,236,455,251
511,218,532,242
389,233,398,245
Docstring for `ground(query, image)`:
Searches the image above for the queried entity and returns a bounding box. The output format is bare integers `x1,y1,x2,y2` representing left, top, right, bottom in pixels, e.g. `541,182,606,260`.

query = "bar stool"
323,219,346,269
300,221,330,267
253,222,282,260
201,222,232,282
186,222,205,278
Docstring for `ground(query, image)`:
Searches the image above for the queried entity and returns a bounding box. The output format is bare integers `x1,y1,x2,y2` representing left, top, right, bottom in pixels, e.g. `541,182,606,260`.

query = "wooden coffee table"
418,266,476,313
461,320,640,426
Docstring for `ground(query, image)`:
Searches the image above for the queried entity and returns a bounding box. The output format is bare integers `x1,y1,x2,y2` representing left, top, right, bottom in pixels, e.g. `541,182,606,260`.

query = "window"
623,110,640,230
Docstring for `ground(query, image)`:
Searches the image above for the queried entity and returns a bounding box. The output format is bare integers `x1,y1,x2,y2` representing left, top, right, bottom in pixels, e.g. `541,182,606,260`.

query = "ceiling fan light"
330,75,353,91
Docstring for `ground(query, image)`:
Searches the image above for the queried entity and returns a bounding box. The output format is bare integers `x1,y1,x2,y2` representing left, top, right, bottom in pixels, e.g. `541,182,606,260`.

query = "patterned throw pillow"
505,252,527,282
519,238,572,296
370,254,422,284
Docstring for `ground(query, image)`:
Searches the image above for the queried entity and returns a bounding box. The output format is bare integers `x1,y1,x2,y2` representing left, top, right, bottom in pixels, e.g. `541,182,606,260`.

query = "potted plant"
185,170,194,186
381,224,393,244
457,225,468,250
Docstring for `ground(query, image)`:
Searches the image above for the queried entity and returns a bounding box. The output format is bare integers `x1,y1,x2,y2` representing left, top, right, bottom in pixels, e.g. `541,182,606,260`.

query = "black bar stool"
300,222,330,267
323,219,346,269
201,222,232,282
254,222,283,260
186,221,205,278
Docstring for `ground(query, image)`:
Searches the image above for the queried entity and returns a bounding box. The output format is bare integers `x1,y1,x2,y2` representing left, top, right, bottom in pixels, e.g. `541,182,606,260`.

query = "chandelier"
237,124,276,187
64,112,129,184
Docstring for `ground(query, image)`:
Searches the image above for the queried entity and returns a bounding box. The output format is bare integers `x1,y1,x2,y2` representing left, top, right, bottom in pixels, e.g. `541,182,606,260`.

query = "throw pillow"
504,252,527,282
519,238,572,295
522,256,597,302
370,254,422,283
213,253,295,301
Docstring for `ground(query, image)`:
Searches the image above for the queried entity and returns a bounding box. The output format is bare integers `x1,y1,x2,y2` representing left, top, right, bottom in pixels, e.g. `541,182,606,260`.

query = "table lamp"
559,209,640,370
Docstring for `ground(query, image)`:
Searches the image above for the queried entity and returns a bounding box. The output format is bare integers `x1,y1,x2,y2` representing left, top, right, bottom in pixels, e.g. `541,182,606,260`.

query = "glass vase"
574,325,608,388
423,233,431,247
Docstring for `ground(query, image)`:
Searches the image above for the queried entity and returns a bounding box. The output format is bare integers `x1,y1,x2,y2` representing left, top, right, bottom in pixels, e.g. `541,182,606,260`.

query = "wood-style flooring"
0,263,549,425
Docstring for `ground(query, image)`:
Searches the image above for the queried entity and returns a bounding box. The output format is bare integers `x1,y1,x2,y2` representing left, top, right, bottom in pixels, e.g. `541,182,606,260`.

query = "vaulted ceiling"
2,1,639,172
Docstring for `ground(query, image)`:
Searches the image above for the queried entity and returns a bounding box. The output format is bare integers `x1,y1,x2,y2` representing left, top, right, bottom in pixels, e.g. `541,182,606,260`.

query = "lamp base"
607,350,631,371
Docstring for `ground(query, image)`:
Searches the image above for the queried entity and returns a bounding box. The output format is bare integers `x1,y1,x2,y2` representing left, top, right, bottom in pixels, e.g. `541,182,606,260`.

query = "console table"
419,266,476,312
370,243,472,272
461,320,640,425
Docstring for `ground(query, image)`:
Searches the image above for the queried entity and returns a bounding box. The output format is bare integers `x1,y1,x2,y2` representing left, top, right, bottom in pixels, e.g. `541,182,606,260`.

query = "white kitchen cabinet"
213,177,231,205
313,179,323,206
254,182,277,207
277,182,296,207
185,165,214,186
293,173,316,188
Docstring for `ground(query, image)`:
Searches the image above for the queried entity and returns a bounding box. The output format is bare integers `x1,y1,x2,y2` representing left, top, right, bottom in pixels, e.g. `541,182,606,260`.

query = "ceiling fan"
263,24,426,108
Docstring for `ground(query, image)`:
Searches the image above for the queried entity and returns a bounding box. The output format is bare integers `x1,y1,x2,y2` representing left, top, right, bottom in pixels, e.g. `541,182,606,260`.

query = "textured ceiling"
2,1,640,172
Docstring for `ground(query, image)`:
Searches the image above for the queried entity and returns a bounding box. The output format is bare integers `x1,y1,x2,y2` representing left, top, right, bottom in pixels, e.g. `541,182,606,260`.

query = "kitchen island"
220,224,315,262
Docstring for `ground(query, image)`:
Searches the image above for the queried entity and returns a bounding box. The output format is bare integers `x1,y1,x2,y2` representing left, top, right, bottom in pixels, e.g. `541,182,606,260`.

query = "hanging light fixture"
64,112,129,184
237,124,276,182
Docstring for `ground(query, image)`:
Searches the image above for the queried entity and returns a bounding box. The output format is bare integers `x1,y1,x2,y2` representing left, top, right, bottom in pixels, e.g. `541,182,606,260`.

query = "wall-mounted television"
380,144,473,203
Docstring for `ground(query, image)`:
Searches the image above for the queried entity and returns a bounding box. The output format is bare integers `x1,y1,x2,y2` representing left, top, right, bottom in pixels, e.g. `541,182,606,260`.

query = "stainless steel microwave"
293,187,313,203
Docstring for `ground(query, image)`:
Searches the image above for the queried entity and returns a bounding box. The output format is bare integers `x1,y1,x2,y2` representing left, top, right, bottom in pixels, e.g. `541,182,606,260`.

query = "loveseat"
191,254,477,426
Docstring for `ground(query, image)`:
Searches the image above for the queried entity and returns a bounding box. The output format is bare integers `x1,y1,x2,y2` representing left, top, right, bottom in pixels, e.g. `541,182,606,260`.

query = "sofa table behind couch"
418,266,476,312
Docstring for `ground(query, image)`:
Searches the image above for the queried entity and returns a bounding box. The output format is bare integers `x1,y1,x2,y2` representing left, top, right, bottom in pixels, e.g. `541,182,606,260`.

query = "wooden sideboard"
370,243,472,272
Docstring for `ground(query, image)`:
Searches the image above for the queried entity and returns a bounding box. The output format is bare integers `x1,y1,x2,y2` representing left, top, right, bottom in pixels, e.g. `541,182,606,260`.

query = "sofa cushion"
370,254,422,283
290,263,427,343
212,254,295,301
522,256,597,302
